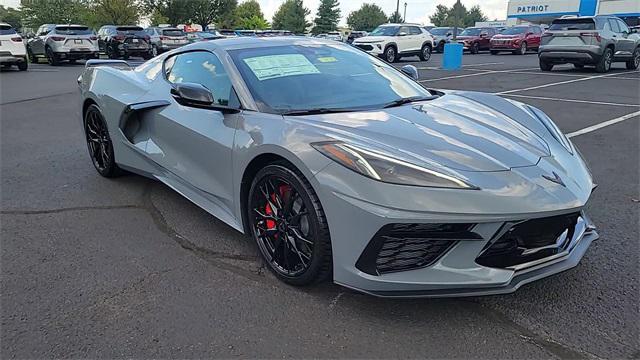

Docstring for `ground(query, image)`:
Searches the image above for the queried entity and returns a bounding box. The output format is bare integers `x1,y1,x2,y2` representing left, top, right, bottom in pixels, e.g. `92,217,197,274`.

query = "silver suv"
27,24,99,65
145,27,188,56
539,16,640,72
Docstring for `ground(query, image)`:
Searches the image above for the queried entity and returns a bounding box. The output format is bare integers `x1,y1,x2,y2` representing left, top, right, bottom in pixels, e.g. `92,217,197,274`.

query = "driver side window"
165,51,234,106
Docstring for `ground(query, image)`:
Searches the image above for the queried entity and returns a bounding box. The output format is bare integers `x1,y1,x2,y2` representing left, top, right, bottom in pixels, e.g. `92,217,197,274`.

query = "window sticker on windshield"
243,54,320,81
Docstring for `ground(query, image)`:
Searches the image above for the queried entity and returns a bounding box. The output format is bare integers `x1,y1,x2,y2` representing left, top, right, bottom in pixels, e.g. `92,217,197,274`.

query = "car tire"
436,41,445,53
45,47,59,66
17,61,28,71
142,51,152,60
470,42,479,54
27,48,38,64
84,104,122,178
490,50,499,55
106,45,118,59
515,41,527,55
419,44,432,61
151,45,158,57
247,162,332,286
595,47,612,73
626,47,640,70
539,59,553,71
384,45,398,63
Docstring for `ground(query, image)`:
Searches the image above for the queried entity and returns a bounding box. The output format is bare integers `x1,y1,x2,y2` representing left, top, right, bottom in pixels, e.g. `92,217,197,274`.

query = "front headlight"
312,141,476,189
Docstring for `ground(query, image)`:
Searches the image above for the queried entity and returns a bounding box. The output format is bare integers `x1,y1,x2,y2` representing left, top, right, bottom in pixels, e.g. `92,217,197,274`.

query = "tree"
84,0,139,28
428,2,487,28
235,0,268,29
388,10,403,23
346,4,387,32
272,0,309,34
138,0,190,26
0,5,23,29
20,0,86,28
189,0,237,30
312,0,340,35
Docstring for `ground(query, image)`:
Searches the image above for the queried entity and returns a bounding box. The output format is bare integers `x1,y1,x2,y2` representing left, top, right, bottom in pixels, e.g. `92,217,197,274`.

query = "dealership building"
507,0,640,26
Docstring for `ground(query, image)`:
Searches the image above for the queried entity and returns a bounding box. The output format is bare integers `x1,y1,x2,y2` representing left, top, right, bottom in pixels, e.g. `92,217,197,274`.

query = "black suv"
97,25,152,60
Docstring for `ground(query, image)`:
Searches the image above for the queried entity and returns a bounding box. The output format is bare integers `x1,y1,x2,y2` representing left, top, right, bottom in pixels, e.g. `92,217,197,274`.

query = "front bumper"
353,43,384,55
491,42,520,50
314,154,596,297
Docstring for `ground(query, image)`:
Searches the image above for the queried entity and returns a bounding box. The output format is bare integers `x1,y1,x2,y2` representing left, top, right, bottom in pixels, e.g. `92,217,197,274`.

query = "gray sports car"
78,37,598,297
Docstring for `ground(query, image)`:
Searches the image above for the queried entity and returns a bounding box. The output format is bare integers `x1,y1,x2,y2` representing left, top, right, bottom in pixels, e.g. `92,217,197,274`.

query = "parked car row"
352,23,435,63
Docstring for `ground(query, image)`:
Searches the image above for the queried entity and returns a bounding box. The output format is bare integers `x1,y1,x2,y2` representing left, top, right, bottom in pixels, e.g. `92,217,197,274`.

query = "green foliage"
387,10,403,24
429,2,487,28
189,0,237,29
0,5,23,29
346,3,387,32
271,0,309,33
235,0,268,29
20,0,85,27
311,0,340,35
149,9,169,26
83,0,140,28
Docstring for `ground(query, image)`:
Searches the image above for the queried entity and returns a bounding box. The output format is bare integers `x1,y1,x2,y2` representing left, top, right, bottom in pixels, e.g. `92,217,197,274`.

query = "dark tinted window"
549,19,596,31
370,26,399,36
460,28,482,36
116,26,146,36
430,27,451,35
229,44,431,114
409,26,422,35
608,19,620,32
161,29,185,37
616,19,630,33
532,26,542,34
501,26,528,35
0,24,16,35
165,51,233,106
55,26,92,35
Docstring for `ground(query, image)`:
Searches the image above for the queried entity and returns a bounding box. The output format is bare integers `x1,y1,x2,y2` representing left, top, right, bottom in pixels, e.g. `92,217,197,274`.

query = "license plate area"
74,39,82,44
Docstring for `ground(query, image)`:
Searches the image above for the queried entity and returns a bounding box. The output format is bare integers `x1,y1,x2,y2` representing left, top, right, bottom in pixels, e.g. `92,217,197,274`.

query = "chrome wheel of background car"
385,46,396,63
46,48,59,66
84,105,120,177
519,42,527,55
471,42,479,54
152,45,158,57
420,45,432,61
627,48,640,70
248,164,332,285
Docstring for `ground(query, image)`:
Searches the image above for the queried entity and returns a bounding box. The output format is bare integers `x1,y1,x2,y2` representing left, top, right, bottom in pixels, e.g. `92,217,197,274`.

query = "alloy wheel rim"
387,48,395,62
605,51,612,70
634,50,640,67
521,43,526,54
85,110,111,172
423,47,431,60
251,176,314,277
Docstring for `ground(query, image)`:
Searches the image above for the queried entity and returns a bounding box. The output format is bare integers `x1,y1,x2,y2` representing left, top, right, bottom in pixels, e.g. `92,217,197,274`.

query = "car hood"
289,92,551,173
457,36,479,41
353,36,389,43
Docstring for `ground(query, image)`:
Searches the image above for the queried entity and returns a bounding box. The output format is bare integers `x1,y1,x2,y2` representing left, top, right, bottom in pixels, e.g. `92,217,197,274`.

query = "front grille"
476,212,580,268
355,44,374,51
356,223,481,275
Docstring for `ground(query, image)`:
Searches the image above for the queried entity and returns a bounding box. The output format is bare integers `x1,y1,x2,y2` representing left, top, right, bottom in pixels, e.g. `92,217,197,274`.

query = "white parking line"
567,111,640,138
503,70,640,80
496,70,638,95
462,62,505,67
502,94,640,108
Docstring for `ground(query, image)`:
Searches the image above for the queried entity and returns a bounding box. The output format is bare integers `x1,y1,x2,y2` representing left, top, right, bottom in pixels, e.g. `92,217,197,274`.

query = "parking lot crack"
0,204,142,215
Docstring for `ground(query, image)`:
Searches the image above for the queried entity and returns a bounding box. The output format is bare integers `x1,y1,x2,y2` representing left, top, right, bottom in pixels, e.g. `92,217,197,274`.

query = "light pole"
404,3,407,23
396,0,400,21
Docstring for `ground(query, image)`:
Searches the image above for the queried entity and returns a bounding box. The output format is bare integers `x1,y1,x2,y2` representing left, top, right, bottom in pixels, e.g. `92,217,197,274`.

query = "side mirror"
526,32,534,36
480,33,488,38
171,83,214,106
401,65,419,81
398,32,408,37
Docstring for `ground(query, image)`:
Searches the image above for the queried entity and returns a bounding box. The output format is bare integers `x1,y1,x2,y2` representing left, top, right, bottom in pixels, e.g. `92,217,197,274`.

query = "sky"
0,0,509,26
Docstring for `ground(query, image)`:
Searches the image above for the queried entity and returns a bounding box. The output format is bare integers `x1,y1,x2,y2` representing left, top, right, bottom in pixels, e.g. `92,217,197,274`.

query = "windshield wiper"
382,95,437,109
281,107,361,116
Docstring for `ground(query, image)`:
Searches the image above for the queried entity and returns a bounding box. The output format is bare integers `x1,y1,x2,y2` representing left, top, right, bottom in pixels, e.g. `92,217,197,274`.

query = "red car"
490,25,543,55
458,27,498,54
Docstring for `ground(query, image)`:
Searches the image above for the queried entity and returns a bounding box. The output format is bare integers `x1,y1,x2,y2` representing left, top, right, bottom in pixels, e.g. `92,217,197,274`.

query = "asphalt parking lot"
1,51,638,358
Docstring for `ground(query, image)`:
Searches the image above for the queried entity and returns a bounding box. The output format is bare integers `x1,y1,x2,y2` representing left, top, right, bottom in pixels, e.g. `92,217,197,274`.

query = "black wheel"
419,44,432,61
142,51,152,60
626,47,640,70
384,45,397,63
84,104,121,177
45,47,59,66
151,45,158,57
595,47,612,73
106,45,118,59
515,41,527,55
17,60,28,71
573,64,585,69
490,50,499,55
539,59,553,71
436,41,445,53
248,162,332,286
470,42,479,54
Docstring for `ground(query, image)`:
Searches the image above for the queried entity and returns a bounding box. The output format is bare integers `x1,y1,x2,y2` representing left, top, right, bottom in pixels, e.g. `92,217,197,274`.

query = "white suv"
352,23,434,63
0,23,28,71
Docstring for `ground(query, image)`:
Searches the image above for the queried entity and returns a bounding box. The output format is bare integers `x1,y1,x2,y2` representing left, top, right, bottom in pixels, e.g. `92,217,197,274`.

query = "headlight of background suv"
312,141,476,189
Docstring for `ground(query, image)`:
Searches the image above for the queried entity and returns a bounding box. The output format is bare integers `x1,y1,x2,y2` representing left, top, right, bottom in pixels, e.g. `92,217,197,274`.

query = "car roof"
0,22,12,27
382,23,421,27
180,36,341,52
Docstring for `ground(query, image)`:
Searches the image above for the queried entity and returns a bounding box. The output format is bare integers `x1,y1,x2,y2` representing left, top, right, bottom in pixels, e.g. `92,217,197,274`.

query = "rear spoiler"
85,59,130,69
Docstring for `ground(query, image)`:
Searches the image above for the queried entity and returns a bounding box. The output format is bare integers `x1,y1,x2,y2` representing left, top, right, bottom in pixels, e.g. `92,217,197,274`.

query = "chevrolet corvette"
78,37,598,297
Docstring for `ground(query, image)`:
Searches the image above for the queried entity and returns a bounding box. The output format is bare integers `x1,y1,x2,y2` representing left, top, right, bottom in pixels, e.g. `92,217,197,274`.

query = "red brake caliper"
264,185,290,232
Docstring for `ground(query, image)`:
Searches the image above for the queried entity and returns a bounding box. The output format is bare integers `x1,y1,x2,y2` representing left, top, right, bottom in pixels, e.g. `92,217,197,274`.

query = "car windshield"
429,28,450,35
162,29,185,36
229,44,432,114
196,32,217,38
55,26,92,35
460,28,482,36
116,26,146,36
501,27,528,35
369,26,399,36
549,19,596,31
